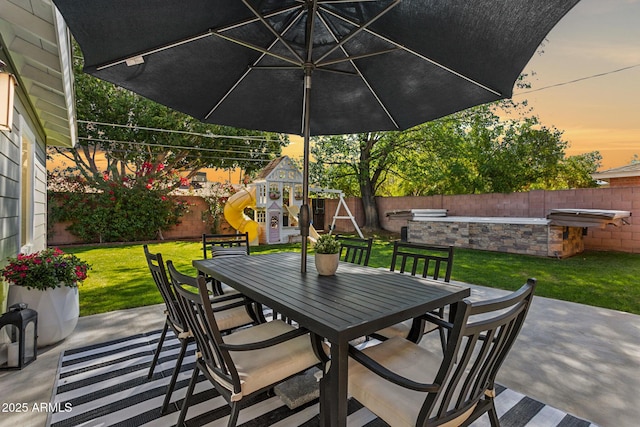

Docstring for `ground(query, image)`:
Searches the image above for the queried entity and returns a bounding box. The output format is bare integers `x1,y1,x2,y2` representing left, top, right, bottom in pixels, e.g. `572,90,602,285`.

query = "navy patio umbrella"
53,0,581,271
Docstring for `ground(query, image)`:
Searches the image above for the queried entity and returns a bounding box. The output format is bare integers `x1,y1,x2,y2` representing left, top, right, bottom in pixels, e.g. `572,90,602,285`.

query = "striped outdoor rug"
48,329,598,427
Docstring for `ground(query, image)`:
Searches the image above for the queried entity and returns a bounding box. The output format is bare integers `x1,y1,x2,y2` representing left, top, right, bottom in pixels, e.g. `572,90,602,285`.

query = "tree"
311,100,601,230
534,152,602,190
311,132,415,231
48,163,191,242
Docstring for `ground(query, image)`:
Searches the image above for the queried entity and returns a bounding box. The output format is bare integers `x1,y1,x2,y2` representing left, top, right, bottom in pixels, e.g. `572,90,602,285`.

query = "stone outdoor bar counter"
405,209,631,258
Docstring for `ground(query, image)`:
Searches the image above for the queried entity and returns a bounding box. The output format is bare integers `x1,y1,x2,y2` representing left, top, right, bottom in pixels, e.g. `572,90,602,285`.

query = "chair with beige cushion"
373,241,454,346
167,261,326,427
143,245,257,414
348,279,536,427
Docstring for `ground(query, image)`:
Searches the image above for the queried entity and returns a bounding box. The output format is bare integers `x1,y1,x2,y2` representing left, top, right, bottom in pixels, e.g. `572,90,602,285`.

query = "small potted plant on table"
313,234,341,276
2,248,91,347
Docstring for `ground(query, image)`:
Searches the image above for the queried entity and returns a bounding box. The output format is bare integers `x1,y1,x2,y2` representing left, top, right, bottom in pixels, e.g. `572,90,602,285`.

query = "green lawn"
66,240,640,317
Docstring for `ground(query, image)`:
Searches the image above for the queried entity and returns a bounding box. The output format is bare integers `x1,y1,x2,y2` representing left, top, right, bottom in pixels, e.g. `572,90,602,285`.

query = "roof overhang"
592,170,640,180
0,1,76,147
592,163,640,180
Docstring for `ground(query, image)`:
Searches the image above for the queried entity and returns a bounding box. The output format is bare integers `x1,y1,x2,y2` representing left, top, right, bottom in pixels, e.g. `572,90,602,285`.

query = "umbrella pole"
300,68,312,273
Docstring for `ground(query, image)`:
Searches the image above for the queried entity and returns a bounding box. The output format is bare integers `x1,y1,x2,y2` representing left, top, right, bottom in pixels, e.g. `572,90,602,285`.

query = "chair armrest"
209,293,246,304
220,327,310,351
348,345,441,393
209,299,251,313
421,312,453,330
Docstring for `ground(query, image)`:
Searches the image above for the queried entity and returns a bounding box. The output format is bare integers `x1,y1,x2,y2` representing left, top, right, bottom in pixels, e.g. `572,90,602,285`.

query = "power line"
78,120,274,142
514,63,640,95
75,136,274,158
55,143,274,164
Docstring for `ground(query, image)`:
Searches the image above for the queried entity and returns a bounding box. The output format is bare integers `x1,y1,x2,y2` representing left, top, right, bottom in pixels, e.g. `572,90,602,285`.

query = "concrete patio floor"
1,283,639,427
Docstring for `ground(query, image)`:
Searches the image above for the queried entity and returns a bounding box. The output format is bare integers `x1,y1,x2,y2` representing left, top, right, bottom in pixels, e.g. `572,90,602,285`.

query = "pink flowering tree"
48,161,191,243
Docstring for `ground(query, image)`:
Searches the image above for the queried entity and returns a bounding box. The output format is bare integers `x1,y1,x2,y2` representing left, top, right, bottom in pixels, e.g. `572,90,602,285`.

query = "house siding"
33,140,48,252
0,111,21,266
610,176,640,187
0,100,49,312
0,108,20,314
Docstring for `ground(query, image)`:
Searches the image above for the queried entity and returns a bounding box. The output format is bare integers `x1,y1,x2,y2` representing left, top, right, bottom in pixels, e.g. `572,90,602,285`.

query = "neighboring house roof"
1,2,76,147
592,163,640,180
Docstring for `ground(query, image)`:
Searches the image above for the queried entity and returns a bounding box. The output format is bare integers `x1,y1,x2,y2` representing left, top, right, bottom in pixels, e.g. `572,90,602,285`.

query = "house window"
192,172,207,182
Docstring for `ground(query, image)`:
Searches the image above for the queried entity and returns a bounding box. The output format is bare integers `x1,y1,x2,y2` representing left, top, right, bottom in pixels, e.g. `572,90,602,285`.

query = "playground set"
223,156,362,245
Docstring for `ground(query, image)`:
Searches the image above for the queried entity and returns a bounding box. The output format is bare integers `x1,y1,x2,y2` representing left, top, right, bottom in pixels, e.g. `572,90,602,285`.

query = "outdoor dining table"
193,252,470,427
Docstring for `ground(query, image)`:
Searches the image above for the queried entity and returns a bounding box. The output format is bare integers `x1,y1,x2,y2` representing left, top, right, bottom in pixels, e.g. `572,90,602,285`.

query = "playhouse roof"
254,156,302,182
256,156,288,180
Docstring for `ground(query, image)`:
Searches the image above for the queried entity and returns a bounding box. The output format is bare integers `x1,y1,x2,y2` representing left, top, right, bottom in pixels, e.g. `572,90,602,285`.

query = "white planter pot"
315,253,340,276
7,285,79,348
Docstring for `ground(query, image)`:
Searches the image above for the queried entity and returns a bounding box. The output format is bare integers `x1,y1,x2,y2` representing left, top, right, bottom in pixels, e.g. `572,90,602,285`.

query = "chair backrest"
143,245,187,333
390,241,453,281
336,235,373,266
202,232,250,259
420,279,536,426
166,261,242,399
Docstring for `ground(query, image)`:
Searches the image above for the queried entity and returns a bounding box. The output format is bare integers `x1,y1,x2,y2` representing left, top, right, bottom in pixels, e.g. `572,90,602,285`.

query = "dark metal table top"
193,252,470,342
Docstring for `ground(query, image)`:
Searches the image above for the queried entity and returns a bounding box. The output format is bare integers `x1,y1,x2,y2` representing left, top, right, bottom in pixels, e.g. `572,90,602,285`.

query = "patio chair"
348,279,536,427
336,235,373,266
143,245,258,414
373,242,454,347
166,261,326,427
201,232,250,295
202,232,250,257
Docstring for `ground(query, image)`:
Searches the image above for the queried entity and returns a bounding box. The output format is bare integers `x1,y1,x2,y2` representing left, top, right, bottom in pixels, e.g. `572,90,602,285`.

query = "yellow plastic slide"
283,204,321,244
223,187,260,246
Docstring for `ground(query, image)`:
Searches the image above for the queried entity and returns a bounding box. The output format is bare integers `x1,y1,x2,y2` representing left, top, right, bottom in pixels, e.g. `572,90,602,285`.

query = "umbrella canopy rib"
241,0,305,64
319,6,504,97
95,31,213,71
96,4,303,71
205,10,305,121
314,0,400,65
315,12,399,129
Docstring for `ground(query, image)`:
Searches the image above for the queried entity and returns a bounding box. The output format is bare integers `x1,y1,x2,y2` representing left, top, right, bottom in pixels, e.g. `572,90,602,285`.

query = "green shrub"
49,162,190,243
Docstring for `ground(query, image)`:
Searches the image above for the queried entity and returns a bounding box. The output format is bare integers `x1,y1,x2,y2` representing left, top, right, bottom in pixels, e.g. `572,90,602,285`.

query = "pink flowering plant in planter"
269,189,281,200
1,248,91,291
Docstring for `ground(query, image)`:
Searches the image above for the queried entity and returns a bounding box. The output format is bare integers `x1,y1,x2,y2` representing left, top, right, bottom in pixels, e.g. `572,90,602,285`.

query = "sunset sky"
517,0,640,170
285,0,640,171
